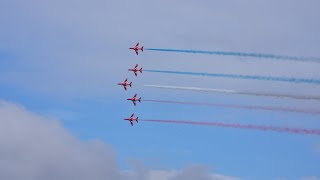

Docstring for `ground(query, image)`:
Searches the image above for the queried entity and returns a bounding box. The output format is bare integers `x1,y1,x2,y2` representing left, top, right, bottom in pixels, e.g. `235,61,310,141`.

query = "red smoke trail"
141,119,320,136
143,99,320,115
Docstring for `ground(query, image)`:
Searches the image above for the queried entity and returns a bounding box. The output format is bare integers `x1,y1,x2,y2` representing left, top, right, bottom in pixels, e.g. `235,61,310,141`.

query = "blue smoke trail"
145,48,320,63
144,69,320,85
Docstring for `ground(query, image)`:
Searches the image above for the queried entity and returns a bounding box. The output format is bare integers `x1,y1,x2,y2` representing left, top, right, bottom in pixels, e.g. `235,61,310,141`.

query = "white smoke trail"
143,85,320,101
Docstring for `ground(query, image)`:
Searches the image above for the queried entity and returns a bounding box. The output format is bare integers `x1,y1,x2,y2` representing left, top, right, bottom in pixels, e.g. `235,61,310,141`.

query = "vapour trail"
144,70,320,86
145,48,320,63
141,119,320,136
143,99,320,115
143,85,320,101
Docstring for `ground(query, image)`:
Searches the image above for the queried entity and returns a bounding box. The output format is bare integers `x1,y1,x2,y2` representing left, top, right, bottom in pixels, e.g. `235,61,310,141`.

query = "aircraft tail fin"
129,82,132,87
141,46,144,52
139,68,142,73
138,97,141,102
136,117,139,123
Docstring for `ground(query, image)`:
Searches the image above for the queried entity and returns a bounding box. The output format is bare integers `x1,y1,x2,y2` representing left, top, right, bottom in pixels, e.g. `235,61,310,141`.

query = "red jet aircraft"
128,64,143,77
127,93,141,106
117,78,132,91
123,113,139,126
129,42,144,55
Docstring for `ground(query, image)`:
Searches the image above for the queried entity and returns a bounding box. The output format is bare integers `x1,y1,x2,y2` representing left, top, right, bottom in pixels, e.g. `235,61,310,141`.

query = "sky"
0,0,320,179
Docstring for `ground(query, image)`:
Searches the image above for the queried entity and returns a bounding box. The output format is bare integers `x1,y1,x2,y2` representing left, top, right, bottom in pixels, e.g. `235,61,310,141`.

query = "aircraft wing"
124,86,127,91
133,101,136,106
135,50,138,55
130,121,133,126
134,72,137,76
134,64,138,68
135,42,139,47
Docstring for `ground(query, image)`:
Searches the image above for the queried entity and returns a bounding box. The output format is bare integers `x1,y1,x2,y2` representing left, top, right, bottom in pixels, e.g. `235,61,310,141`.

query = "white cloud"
274,178,287,180
1,0,320,102
124,165,241,180
166,165,240,180
0,100,121,180
0,100,240,180
301,177,320,180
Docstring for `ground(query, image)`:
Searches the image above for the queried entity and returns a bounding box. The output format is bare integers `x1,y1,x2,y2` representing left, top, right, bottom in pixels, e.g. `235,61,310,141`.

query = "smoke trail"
141,119,320,136
144,70,320,86
143,85,320,101
145,48,320,63
143,99,320,115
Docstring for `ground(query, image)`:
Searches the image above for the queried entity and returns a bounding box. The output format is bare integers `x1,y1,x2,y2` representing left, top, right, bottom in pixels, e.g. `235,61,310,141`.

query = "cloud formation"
1,0,320,100
0,100,121,180
0,100,239,180
301,177,320,180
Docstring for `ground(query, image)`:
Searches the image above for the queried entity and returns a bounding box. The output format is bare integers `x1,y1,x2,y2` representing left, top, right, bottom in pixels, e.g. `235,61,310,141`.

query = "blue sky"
1,0,320,180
